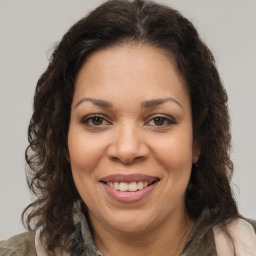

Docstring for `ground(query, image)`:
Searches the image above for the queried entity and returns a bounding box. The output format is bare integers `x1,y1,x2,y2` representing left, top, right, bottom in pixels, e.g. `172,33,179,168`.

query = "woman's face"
68,44,199,234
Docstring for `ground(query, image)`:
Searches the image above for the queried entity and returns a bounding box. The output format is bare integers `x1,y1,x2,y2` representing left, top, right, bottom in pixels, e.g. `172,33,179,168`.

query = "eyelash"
81,114,177,128
81,114,111,127
145,114,177,127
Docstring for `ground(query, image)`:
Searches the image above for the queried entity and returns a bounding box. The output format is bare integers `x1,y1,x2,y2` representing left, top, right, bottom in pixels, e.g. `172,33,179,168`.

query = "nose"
107,123,150,164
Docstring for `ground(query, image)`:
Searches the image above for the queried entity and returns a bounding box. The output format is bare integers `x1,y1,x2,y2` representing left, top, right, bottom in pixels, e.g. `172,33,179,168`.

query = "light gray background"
0,0,255,240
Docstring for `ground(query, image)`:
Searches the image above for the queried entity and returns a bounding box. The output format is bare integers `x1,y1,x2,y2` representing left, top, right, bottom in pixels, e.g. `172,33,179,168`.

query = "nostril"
110,155,145,165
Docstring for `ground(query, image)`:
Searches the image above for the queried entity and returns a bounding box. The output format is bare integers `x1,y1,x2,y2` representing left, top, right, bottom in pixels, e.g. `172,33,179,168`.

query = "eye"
82,114,110,127
146,115,176,127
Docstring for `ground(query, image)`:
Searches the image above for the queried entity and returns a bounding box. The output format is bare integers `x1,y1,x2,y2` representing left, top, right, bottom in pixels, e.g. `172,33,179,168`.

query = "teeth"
143,181,149,187
106,181,152,191
128,182,137,192
137,181,143,190
120,182,129,191
113,182,120,190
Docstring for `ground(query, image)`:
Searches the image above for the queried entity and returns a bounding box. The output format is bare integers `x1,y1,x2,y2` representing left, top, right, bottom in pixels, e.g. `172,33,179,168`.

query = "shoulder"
213,217,256,255
182,210,256,256
245,218,256,232
0,232,36,256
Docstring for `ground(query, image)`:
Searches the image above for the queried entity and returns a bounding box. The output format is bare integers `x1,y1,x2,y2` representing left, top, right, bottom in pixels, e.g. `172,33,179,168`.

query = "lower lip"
102,182,159,203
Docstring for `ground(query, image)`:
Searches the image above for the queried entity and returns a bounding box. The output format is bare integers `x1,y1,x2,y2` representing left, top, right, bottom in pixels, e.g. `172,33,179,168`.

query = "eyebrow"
141,97,183,110
75,97,183,110
75,97,113,108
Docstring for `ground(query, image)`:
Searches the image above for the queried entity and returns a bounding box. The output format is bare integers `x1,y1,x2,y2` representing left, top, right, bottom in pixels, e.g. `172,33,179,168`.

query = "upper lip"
100,174,160,183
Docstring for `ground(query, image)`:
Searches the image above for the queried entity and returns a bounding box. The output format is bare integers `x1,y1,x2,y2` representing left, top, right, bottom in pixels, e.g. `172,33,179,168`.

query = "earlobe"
65,151,71,163
192,141,200,164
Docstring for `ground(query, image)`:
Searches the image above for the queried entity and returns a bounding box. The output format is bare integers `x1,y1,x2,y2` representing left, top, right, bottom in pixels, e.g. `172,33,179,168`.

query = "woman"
1,0,255,255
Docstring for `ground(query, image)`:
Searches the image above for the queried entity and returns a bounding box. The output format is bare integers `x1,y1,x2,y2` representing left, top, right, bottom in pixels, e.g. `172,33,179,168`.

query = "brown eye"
91,116,104,126
82,115,110,127
153,117,165,126
146,115,177,127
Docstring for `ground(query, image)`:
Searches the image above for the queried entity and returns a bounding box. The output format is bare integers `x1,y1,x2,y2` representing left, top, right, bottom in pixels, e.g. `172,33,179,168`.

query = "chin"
112,219,152,234
102,209,159,234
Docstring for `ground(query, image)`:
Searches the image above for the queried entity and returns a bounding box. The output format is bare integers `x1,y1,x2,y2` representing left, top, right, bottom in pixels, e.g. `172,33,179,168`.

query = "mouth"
100,180,159,192
100,174,160,192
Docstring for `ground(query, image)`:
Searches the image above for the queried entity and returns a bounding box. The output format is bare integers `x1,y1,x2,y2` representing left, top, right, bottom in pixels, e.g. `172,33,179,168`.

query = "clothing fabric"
213,218,256,255
1,209,256,256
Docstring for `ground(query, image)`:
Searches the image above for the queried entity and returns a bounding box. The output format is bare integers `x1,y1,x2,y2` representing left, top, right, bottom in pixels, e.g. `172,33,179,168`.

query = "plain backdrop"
0,0,255,240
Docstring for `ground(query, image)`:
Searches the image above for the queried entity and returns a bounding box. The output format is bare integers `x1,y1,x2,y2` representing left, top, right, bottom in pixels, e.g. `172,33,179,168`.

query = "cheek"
68,130,106,205
68,130,106,173
151,131,194,171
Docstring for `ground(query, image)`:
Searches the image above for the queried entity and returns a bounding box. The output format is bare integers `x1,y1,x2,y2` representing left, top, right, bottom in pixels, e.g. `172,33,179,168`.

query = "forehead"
73,44,189,107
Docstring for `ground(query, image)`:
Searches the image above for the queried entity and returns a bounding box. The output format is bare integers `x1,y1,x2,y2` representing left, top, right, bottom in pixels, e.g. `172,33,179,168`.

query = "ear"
65,150,71,163
192,140,200,164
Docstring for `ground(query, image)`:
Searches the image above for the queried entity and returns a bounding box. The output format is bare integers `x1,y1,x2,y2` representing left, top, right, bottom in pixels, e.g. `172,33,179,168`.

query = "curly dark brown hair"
22,0,238,253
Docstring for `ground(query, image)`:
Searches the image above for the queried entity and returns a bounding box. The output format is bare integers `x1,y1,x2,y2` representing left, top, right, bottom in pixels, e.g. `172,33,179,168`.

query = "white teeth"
143,181,149,187
114,182,120,190
106,181,153,191
137,181,143,190
128,182,137,192
119,182,129,191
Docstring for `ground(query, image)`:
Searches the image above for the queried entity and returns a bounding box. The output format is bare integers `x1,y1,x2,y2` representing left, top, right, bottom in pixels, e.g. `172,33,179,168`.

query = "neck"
90,210,194,256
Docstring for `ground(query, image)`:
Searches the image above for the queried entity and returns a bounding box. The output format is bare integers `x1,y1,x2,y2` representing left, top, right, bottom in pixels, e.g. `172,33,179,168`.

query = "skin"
68,44,200,256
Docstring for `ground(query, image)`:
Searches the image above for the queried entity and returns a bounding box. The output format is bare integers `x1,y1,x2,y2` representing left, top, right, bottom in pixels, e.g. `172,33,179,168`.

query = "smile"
105,181,156,192
100,174,160,203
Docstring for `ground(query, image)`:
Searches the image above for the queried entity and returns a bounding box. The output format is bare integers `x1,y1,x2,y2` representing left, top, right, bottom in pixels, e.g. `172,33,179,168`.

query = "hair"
22,0,238,253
